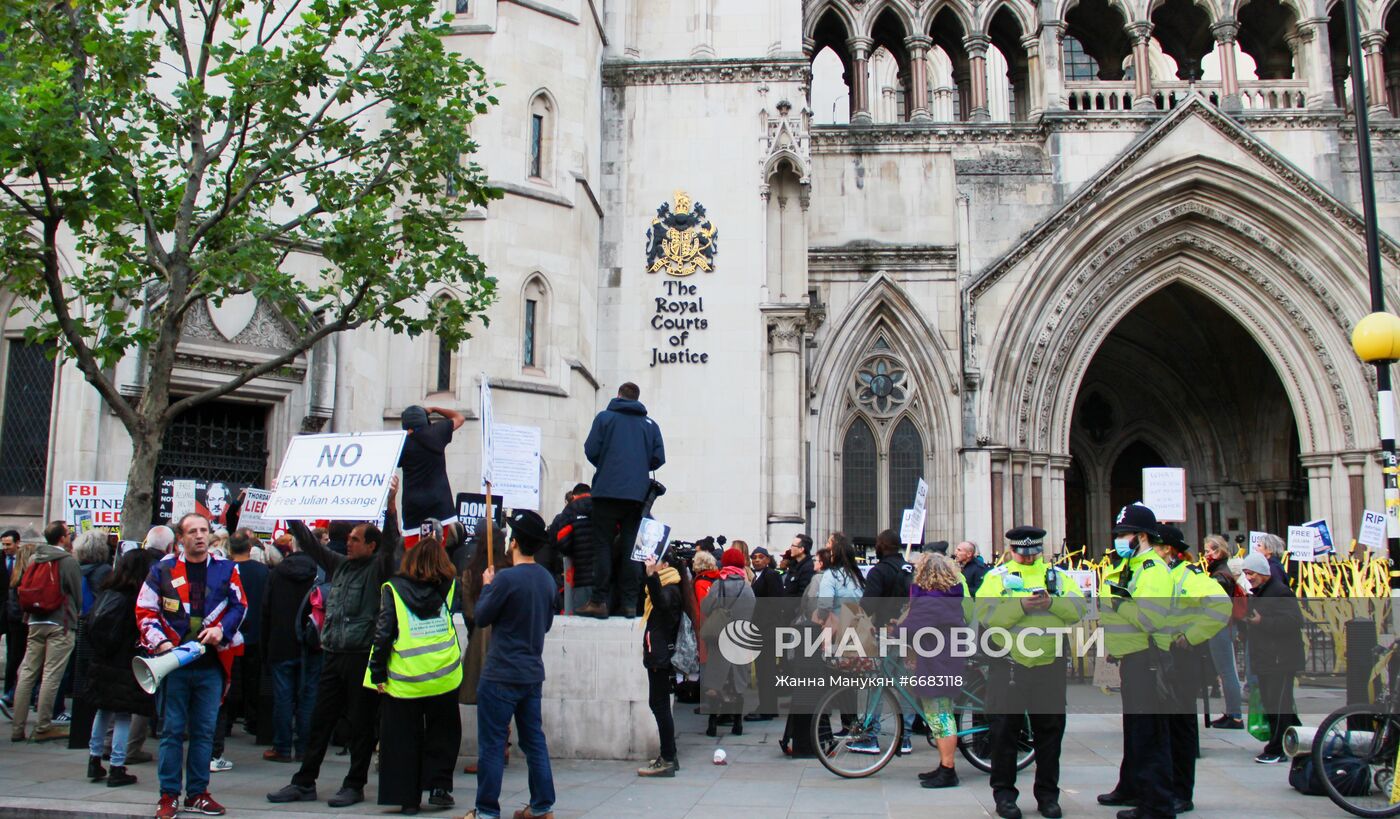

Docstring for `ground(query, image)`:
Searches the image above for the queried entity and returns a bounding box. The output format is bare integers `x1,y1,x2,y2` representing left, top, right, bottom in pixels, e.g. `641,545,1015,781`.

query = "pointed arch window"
430,294,455,394
888,418,924,527
0,340,55,496
522,275,548,373
842,418,879,541
528,92,554,183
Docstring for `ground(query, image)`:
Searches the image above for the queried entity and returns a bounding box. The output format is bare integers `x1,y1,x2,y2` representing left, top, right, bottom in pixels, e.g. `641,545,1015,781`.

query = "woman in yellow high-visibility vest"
365,537,461,815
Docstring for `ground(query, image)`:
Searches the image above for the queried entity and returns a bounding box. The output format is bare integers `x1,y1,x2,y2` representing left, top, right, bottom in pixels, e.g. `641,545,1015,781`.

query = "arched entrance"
1066,283,1307,549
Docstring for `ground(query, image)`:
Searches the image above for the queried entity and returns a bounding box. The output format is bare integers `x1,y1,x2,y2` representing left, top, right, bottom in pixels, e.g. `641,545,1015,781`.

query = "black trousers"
589,498,643,612
647,667,676,761
4,621,25,696
292,652,380,792
1119,652,1176,818
376,690,461,808
986,660,1067,806
1257,670,1299,757
754,629,778,714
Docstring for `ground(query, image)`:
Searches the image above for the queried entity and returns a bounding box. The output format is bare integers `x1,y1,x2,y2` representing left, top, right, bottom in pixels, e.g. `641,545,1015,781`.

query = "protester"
460,525,510,775
11,521,81,743
1241,550,1303,764
549,483,596,611
1253,533,1288,587
576,382,666,619
67,529,112,748
782,534,815,598
267,480,402,809
901,552,967,788
857,529,914,756
398,404,467,532
0,530,19,715
137,512,246,819
637,554,685,777
954,541,989,596
467,509,557,819
1203,535,1243,729
746,545,783,722
699,548,755,737
214,528,269,770
260,529,322,763
325,522,353,557
815,535,865,619
84,548,160,788
691,550,720,609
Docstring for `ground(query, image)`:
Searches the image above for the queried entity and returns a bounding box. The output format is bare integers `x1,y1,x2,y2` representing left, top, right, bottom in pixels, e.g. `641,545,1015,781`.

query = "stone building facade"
8,0,1400,557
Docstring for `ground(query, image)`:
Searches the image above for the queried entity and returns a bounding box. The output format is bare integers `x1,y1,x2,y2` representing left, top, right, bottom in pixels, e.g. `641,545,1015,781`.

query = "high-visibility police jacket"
363,579,461,698
975,558,1086,668
1099,549,1174,658
1164,558,1231,650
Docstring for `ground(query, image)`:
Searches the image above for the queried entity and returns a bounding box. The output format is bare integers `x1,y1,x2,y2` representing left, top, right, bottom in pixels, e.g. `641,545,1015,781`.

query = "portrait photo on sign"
631,518,672,563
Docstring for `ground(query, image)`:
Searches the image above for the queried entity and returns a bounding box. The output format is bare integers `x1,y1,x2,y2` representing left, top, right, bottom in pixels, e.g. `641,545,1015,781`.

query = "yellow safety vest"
974,559,1086,668
1099,549,1173,658
1166,559,1231,649
363,580,461,698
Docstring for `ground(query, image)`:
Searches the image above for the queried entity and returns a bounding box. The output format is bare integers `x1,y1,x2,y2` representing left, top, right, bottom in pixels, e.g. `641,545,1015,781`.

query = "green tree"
0,0,499,538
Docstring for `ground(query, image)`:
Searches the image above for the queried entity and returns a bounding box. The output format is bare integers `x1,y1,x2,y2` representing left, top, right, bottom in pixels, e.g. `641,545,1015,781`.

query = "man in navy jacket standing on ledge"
575,382,665,619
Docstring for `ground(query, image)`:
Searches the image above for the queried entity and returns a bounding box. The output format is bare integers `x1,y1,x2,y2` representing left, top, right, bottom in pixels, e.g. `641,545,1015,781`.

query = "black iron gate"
153,401,269,521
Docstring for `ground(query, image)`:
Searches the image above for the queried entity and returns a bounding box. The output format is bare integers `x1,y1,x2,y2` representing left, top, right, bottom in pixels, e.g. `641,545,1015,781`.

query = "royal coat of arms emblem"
646,190,718,277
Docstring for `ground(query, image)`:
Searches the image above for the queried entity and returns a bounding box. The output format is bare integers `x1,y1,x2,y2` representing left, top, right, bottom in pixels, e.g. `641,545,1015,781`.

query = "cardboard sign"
484,423,541,511
631,517,671,563
1286,526,1320,562
264,431,406,520
900,508,926,546
236,488,279,536
1142,468,1187,523
480,375,495,487
1359,510,1387,551
913,478,929,516
456,492,507,542
63,481,126,530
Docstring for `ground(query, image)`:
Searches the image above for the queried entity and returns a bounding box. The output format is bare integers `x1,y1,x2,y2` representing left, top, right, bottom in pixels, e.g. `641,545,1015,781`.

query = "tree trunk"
120,423,163,542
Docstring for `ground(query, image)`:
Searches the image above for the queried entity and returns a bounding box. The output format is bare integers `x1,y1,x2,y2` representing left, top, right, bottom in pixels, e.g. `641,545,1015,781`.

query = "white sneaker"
51,713,70,725
209,756,234,772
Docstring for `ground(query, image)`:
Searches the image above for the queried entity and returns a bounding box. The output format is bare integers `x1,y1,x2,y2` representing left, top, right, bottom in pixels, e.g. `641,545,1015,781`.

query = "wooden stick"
485,481,495,569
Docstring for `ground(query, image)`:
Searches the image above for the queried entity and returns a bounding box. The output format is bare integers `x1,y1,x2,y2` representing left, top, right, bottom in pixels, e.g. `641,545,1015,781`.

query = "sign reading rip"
264,431,407,521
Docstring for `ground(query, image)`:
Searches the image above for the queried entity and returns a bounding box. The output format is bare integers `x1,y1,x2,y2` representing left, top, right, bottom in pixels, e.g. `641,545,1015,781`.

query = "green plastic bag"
1246,687,1271,741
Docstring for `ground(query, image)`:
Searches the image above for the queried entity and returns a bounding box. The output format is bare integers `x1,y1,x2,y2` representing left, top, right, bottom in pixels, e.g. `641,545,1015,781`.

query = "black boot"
87,755,106,782
731,715,743,736
706,715,718,737
106,765,137,787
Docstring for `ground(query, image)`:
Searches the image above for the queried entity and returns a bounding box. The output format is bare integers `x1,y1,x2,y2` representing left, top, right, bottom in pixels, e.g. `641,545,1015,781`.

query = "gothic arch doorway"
1067,282,1306,550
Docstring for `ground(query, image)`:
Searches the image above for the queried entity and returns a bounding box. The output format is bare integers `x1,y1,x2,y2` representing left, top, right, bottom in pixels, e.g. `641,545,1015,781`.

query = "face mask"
1003,572,1026,592
1113,537,1135,559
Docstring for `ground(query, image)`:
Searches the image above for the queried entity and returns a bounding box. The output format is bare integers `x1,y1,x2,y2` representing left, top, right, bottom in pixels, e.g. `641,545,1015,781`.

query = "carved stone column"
1299,452,1336,541
1022,34,1044,120
1212,21,1242,111
1048,455,1072,556
964,35,991,121
906,35,933,121
1364,31,1391,117
1127,22,1156,110
848,37,874,124
1041,21,1068,112
765,312,807,545
1293,18,1334,110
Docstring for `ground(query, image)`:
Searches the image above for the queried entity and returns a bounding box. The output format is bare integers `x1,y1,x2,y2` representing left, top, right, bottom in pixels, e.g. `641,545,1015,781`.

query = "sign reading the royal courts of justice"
646,190,717,367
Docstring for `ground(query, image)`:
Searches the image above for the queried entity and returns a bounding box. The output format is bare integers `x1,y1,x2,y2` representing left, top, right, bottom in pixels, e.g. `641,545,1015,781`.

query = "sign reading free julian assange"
264,431,406,520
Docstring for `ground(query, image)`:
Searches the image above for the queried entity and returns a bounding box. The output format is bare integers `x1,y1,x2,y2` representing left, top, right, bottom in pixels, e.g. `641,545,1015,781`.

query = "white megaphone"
132,642,207,694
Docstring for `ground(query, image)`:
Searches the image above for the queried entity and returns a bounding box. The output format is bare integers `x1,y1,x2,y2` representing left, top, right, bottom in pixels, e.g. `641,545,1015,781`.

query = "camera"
667,539,697,566
642,479,667,516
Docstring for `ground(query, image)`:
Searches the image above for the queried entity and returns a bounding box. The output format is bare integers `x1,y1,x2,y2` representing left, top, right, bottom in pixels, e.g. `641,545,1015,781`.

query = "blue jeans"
157,664,222,797
475,680,554,819
91,710,132,766
1208,624,1243,718
271,655,322,756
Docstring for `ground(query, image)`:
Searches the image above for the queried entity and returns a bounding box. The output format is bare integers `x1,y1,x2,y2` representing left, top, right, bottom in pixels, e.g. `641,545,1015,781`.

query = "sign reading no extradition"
264,431,407,520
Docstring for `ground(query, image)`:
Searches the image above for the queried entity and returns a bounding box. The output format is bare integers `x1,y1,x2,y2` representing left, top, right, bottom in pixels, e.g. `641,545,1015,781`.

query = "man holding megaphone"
134,513,247,819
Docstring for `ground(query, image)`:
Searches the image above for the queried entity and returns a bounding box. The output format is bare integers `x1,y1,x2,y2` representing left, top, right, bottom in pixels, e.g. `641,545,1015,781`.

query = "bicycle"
1310,645,1400,816
810,655,1036,779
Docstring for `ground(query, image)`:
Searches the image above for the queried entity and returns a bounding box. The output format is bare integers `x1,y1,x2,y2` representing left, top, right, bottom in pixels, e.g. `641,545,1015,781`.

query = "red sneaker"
183,792,227,815
154,794,179,819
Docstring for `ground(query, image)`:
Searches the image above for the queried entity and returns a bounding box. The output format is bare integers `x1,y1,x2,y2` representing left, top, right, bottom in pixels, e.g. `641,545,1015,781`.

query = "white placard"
1359,510,1387,551
631,517,672,563
1248,531,1268,552
913,478,929,516
900,508,926,545
480,375,495,487
63,481,126,530
485,424,541,511
1286,525,1320,562
171,480,197,519
264,431,407,520
237,488,279,535
1065,568,1099,619
1141,468,1187,523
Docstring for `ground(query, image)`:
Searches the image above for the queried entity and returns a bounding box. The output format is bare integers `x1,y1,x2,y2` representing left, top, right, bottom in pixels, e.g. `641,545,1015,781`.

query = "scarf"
643,565,680,622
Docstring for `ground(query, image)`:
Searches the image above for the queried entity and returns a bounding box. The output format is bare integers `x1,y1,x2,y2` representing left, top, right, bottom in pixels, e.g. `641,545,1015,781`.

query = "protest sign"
264,431,406,520
900,508,926,546
1286,526,1319,562
1065,568,1099,619
1303,518,1334,557
632,518,671,563
456,492,507,542
63,481,126,530
158,479,245,530
1248,531,1268,552
913,478,929,516
484,424,541,511
236,488,279,535
1359,510,1387,552
1142,468,1187,523
480,375,495,487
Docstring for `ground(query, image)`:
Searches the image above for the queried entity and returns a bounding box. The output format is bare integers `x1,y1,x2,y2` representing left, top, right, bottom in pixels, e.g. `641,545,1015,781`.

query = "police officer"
1097,504,1176,819
975,526,1085,819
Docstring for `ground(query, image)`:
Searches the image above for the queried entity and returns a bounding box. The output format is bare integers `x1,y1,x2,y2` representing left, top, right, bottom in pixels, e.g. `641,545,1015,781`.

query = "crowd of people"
0,380,1313,819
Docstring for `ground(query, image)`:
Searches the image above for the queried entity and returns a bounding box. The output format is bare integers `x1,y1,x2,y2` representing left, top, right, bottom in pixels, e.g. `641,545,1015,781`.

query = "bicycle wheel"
811,686,902,778
954,708,1035,773
1311,704,1400,818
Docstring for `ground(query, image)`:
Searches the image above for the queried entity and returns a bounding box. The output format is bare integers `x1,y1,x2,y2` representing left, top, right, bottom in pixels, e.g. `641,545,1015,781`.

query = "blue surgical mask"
1114,537,1135,559
1003,572,1026,592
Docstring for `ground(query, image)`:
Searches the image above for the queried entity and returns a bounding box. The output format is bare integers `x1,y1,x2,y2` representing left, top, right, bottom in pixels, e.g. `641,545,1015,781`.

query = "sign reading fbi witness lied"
264,431,406,520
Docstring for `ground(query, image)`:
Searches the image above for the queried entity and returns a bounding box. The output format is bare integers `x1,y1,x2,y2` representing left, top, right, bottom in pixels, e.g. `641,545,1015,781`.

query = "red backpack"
18,561,65,616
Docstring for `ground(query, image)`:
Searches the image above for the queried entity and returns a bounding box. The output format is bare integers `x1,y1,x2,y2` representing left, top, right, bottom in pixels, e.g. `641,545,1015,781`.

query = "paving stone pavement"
0,683,1364,818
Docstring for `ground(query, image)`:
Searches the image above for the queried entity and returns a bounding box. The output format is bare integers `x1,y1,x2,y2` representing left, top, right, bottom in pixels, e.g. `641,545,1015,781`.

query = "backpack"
1289,751,1372,797
294,567,330,653
80,572,97,615
18,561,64,616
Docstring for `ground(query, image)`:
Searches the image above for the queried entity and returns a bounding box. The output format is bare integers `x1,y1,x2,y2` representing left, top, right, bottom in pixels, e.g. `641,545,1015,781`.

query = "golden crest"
646,190,718,277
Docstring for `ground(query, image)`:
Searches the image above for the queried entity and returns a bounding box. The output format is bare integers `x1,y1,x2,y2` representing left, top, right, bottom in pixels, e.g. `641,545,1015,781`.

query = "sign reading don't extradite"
264,431,406,520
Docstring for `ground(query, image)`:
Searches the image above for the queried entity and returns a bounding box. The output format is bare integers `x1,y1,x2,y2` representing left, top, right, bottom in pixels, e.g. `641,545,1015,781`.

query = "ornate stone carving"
602,58,810,87
809,243,958,275
768,315,806,353
763,98,812,198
